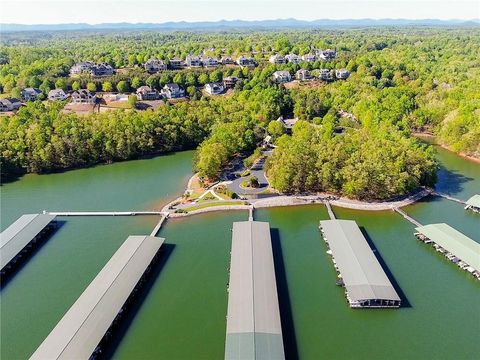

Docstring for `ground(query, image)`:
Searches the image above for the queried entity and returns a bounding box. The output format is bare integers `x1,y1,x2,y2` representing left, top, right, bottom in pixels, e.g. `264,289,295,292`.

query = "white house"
319,69,334,81
205,82,224,95
168,58,184,69
277,116,299,134
162,83,185,99
272,71,291,83
269,54,286,64
318,49,337,61
335,69,350,80
302,53,316,62
185,55,203,67
71,89,97,104
202,57,219,67
285,54,302,64
296,69,312,81
236,56,256,68
48,89,68,101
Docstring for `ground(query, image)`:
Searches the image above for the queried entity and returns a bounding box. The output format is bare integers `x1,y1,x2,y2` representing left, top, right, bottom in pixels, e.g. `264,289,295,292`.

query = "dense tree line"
265,121,437,200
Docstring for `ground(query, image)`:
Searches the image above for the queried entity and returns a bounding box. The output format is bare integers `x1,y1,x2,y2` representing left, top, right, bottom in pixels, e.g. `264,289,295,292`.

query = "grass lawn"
183,201,246,213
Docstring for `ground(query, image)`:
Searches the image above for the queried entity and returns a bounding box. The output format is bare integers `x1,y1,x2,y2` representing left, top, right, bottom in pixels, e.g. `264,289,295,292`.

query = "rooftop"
225,221,285,360
320,219,401,303
29,235,165,360
1,214,56,269
415,223,480,272
466,194,480,208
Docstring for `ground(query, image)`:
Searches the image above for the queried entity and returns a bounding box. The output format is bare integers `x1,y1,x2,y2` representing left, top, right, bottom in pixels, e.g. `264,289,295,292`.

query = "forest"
1,27,479,199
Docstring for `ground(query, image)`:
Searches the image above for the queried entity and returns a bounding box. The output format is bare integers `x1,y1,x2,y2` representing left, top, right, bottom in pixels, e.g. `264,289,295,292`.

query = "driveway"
227,151,271,195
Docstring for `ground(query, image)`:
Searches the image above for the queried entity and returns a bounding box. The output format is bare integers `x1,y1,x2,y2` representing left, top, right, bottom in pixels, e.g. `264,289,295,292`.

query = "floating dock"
46,211,166,216
319,219,401,308
415,223,480,280
29,235,165,360
225,221,285,360
1,214,57,275
464,194,480,213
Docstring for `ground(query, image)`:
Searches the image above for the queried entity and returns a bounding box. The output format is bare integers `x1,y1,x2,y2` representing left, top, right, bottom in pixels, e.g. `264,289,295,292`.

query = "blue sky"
1,0,479,24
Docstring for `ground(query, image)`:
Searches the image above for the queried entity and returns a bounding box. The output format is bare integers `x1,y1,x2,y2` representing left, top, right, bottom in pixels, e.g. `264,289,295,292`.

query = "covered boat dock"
415,223,480,280
319,219,401,308
1,213,57,274
225,221,285,360
29,235,165,360
464,194,480,213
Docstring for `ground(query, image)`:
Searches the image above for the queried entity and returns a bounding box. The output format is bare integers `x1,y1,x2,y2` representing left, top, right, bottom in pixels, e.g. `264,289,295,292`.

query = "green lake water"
1,146,479,360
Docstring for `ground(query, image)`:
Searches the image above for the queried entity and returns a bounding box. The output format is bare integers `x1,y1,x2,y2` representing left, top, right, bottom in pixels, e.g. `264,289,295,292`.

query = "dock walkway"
431,192,466,205
392,207,422,227
46,211,167,217
325,201,336,219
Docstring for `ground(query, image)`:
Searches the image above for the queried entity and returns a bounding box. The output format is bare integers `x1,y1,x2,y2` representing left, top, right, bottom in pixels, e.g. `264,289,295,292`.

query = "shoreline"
413,132,480,164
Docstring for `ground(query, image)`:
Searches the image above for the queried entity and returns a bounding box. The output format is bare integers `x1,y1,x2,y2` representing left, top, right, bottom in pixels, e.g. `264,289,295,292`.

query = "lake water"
1,147,479,360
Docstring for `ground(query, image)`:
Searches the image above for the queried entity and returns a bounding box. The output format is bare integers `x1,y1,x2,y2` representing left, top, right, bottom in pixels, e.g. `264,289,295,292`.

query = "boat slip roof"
1,213,56,269
29,235,164,360
415,223,480,272
225,221,285,360
320,219,400,302
466,194,480,208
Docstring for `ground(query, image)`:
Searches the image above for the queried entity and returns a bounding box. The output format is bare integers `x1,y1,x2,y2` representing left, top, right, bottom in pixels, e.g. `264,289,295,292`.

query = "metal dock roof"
320,219,400,303
225,221,285,360
415,223,480,272
1,213,56,269
465,194,480,208
29,235,164,360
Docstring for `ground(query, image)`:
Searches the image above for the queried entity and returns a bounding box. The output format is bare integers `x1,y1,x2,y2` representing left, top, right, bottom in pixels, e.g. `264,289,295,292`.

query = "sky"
1,0,479,24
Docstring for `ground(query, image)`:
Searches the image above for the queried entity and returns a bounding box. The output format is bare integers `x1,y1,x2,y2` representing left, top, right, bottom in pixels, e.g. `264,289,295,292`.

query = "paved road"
227,153,271,195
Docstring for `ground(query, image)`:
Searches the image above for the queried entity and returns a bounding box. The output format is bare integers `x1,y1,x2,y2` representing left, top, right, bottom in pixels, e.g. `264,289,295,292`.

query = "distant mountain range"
1,18,479,32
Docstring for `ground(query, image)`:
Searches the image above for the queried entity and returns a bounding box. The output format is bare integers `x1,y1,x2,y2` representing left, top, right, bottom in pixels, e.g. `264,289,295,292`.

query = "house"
269,54,286,64
319,69,334,81
48,89,68,101
221,56,235,65
296,69,312,81
236,56,256,68
318,49,337,61
144,59,167,73
223,76,239,89
91,63,114,76
185,55,202,67
335,69,350,80
71,89,97,104
21,88,42,101
302,53,316,62
277,116,299,134
162,83,185,99
202,57,219,67
0,98,22,112
69,61,114,77
136,86,161,101
168,58,184,69
272,70,291,83
205,82,224,95
285,54,302,64
70,61,96,76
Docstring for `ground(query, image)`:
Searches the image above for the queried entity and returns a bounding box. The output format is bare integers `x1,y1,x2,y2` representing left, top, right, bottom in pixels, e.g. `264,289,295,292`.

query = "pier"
325,201,336,219
225,220,285,359
392,207,422,227
464,195,480,213
1,214,57,275
45,211,167,216
431,191,466,205
150,214,168,236
415,223,480,280
30,235,165,360
319,219,401,308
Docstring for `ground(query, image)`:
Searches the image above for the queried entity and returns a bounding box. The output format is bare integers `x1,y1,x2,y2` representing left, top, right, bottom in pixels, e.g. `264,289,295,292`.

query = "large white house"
136,86,161,101
71,89,97,104
335,69,350,80
21,88,42,101
269,54,286,64
285,54,302,64
48,89,68,101
205,82,224,95
162,83,185,99
0,98,22,112
272,71,292,83
144,59,167,73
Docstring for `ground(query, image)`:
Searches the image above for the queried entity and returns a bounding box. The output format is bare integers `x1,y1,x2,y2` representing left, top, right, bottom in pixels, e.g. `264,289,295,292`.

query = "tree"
72,81,81,91
87,82,97,92
198,73,209,85
131,77,142,89
267,120,285,139
128,95,138,109
55,78,68,90
102,81,113,92
117,80,130,93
